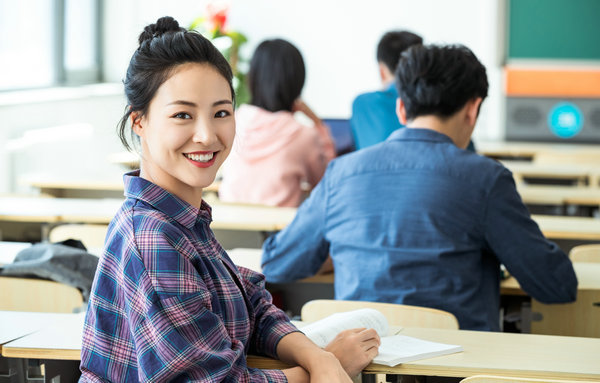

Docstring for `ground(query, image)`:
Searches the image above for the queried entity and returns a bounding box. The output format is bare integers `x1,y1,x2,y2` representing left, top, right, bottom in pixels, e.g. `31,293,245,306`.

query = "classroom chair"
461,375,598,383
0,276,84,313
569,244,600,263
48,223,108,251
300,299,459,329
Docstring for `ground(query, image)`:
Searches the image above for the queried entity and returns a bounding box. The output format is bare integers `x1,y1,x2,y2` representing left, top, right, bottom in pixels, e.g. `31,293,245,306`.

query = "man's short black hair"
376,31,423,72
395,44,488,121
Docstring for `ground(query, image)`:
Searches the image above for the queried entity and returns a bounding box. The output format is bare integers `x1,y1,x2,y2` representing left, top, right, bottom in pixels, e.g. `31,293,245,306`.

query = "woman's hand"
324,328,380,378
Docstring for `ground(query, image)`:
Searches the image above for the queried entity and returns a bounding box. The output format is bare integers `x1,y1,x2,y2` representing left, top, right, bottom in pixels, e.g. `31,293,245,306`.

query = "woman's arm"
294,99,336,161
277,330,379,382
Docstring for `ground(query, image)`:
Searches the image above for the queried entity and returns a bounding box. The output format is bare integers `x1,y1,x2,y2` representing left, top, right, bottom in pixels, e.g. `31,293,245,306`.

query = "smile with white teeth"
185,152,214,162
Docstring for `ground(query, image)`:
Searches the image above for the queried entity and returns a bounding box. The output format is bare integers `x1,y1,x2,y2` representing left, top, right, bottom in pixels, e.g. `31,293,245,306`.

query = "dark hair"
395,44,488,121
248,38,305,112
376,30,423,72
117,16,234,152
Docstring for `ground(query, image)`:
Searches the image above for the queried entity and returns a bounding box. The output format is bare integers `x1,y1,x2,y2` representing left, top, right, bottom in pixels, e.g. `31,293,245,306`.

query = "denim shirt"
262,128,577,331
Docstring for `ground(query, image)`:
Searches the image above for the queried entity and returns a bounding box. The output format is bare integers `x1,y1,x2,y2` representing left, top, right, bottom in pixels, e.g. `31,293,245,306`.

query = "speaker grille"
590,108,600,129
512,106,542,127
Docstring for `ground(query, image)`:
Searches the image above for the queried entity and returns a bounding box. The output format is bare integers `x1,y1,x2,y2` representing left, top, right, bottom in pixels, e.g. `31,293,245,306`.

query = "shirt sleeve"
128,231,289,382
483,168,578,303
236,265,301,357
262,170,331,283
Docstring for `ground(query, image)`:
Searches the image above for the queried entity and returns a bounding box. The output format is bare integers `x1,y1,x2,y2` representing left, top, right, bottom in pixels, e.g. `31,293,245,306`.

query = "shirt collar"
387,127,454,144
122,170,212,229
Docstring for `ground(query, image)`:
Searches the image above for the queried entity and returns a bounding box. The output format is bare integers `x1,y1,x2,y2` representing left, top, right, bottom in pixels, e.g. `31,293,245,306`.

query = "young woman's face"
133,62,235,207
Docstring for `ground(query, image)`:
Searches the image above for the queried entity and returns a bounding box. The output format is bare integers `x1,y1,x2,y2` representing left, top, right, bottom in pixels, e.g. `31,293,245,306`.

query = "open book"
300,308,463,367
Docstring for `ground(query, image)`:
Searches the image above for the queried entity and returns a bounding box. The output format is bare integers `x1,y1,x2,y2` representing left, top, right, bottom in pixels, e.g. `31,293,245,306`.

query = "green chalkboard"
508,0,600,60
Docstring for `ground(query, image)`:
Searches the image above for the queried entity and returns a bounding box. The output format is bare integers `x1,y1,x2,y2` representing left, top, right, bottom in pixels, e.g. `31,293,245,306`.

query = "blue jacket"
351,84,402,150
262,128,577,331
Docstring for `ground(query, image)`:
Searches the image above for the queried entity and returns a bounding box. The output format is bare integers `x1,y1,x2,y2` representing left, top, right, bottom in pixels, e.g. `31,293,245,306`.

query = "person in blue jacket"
261,43,577,332
350,30,422,150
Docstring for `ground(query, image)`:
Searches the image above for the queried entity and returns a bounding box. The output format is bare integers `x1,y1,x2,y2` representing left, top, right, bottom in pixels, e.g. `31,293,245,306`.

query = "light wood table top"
20,175,221,197
502,161,599,185
517,184,600,205
477,141,600,161
531,214,600,240
0,196,295,232
247,326,600,381
0,312,82,353
2,197,599,240
5,310,599,381
226,249,599,294
1,312,84,360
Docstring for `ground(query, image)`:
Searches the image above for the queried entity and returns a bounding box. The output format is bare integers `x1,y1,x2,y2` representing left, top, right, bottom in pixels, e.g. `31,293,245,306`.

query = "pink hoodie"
219,104,335,207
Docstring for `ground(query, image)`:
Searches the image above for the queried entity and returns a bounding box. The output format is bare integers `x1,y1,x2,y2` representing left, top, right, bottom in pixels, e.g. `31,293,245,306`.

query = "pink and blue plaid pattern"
80,171,297,382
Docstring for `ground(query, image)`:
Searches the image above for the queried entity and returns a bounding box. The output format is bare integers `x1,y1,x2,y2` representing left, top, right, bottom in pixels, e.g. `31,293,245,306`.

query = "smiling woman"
132,62,235,207
79,15,379,383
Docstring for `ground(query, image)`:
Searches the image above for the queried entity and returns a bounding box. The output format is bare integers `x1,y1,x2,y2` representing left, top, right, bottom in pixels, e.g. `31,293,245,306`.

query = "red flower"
206,0,230,33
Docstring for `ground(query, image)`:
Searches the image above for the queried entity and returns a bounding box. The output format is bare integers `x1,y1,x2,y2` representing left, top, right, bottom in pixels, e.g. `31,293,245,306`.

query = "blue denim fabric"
262,128,577,331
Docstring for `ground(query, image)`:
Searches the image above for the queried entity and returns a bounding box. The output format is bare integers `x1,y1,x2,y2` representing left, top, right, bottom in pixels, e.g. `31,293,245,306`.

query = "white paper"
301,308,389,348
373,335,463,367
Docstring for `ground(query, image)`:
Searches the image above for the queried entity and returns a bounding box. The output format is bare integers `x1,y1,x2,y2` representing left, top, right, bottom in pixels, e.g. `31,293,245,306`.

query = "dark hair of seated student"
248,38,306,113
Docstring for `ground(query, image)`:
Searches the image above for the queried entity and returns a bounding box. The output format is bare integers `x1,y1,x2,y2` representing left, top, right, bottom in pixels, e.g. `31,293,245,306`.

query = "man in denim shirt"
261,44,577,331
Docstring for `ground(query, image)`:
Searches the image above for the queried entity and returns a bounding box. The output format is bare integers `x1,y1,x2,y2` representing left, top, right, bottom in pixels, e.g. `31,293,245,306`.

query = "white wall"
102,0,506,140
0,0,506,194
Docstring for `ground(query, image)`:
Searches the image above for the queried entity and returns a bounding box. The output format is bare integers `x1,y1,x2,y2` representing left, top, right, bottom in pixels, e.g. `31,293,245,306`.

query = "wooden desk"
0,197,296,240
1,313,84,361
20,175,221,198
4,311,599,382
0,312,80,352
477,141,600,162
247,326,600,381
2,197,598,241
517,184,600,206
531,214,600,241
502,161,599,187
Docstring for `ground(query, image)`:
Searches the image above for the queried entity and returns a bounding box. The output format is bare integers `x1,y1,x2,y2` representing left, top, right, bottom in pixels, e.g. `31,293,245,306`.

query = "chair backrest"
0,276,84,313
301,299,459,329
461,375,592,383
49,224,108,252
569,244,600,263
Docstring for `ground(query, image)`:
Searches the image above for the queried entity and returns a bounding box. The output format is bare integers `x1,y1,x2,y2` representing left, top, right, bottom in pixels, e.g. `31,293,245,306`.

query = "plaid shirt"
80,171,297,382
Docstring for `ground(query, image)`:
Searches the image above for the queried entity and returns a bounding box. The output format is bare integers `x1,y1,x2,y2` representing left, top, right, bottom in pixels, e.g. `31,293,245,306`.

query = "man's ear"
131,112,144,137
465,98,483,127
396,98,408,125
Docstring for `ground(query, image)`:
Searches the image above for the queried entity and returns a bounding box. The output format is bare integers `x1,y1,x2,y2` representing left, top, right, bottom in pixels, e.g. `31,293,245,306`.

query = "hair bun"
138,16,182,45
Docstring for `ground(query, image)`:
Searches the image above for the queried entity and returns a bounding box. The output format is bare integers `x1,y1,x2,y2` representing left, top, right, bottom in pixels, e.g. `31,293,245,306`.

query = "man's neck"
406,115,470,149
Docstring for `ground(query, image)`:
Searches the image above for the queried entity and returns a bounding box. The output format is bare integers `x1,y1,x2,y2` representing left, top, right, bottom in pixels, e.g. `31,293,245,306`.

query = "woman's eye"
173,112,191,119
215,110,231,118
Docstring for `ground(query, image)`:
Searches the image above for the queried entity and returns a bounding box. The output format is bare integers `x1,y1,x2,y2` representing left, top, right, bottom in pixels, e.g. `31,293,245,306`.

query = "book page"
301,308,389,348
373,334,463,367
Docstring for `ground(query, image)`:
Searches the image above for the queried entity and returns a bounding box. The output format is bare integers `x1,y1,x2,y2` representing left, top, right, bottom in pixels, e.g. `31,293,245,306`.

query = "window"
0,0,101,91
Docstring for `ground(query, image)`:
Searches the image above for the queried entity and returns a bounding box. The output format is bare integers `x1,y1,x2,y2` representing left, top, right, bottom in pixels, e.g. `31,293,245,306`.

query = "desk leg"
43,360,80,383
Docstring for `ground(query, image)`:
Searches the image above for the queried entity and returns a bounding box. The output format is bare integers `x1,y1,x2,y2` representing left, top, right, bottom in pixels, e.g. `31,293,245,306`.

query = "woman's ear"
131,112,143,137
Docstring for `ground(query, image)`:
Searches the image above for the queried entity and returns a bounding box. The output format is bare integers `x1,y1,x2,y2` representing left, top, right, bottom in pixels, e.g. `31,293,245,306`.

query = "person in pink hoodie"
219,38,335,207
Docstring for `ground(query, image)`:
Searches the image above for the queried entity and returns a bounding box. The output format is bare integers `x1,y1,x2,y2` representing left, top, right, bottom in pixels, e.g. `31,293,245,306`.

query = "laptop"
322,118,355,156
